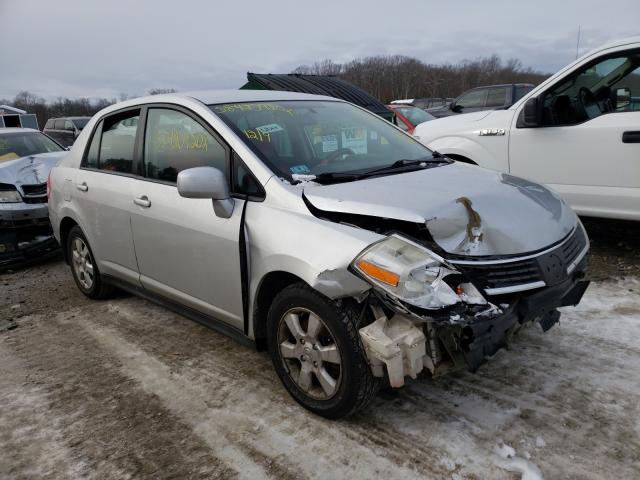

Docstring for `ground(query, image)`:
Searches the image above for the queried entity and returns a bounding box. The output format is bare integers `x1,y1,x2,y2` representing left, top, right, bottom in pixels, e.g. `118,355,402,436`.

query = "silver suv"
49,91,590,418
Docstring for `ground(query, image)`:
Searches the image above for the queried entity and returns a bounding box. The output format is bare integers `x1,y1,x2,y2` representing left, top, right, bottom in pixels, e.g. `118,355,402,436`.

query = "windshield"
0,132,64,162
211,100,435,179
72,118,89,130
395,106,434,126
514,85,534,102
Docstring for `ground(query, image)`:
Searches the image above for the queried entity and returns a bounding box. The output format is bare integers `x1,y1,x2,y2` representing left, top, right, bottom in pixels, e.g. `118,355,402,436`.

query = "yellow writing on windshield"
155,129,209,152
214,103,294,116
243,129,270,142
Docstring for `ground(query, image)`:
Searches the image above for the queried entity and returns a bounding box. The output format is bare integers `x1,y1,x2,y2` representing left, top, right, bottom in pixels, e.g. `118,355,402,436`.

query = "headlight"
352,234,460,309
0,189,21,203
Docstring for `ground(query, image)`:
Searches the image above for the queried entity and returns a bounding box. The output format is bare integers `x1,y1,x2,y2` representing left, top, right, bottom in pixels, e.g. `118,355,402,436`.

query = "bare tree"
148,88,177,95
292,54,549,102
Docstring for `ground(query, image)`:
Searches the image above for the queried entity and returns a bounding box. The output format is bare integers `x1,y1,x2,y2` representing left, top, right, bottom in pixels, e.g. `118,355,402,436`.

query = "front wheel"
267,283,379,419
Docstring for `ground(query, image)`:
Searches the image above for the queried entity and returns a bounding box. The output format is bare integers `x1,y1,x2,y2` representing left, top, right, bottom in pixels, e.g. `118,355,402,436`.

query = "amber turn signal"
357,260,400,287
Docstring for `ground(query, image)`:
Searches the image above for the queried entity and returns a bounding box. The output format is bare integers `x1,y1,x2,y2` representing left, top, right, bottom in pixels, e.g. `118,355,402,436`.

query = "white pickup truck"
414,37,640,221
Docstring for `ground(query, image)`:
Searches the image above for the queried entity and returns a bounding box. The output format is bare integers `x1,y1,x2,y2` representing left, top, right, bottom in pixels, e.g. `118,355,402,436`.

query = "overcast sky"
1,0,638,101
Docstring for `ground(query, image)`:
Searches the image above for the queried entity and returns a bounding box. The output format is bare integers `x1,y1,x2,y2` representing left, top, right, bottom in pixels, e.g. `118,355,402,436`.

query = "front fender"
427,136,509,172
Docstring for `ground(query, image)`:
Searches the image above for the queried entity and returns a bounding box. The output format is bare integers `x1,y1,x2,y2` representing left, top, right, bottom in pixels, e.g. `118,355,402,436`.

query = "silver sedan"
48,91,589,418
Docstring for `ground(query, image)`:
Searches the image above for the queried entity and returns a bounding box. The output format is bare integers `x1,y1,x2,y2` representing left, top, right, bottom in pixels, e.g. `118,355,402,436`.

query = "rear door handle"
133,195,151,208
76,182,88,192
622,131,640,143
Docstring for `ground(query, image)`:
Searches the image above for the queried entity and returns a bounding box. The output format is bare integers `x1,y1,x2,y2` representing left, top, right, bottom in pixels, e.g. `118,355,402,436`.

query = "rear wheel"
267,283,379,419
67,226,114,299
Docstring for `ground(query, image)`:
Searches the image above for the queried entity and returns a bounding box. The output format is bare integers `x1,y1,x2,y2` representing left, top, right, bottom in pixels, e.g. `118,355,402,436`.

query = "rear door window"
54,119,65,129
98,111,140,173
143,108,227,183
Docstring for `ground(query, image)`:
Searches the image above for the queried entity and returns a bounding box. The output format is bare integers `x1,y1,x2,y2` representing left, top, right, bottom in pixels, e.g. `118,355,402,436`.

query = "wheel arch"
59,216,79,264
252,270,307,350
427,135,508,171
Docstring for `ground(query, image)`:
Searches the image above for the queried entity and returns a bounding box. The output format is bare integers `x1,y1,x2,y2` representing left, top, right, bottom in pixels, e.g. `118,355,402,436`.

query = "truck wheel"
67,226,114,299
267,282,379,419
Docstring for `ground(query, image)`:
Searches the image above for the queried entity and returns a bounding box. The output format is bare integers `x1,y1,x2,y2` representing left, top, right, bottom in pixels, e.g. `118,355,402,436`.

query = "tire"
267,282,380,419
67,226,114,299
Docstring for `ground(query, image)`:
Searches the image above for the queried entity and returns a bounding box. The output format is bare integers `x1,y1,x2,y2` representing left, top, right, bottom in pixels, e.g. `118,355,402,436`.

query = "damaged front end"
0,196,58,268
352,231,590,387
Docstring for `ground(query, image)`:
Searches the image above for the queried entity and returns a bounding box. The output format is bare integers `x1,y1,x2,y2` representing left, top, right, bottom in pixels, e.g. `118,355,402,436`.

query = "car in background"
0,128,66,267
43,116,91,147
387,104,435,134
413,37,640,220
391,97,453,110
49,90,589,418
427,84,534,118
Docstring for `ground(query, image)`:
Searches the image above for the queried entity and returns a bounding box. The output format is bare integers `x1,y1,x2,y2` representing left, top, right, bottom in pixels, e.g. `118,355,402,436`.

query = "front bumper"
456,273,590,371
0,202,58,267
359,259,590,386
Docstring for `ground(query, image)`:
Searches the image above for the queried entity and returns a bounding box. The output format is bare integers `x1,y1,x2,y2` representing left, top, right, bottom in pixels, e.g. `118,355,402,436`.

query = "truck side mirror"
519,97,542,128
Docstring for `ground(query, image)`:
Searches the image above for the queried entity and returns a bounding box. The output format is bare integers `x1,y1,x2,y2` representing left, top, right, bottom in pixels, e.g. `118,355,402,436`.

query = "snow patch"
494,443,544,480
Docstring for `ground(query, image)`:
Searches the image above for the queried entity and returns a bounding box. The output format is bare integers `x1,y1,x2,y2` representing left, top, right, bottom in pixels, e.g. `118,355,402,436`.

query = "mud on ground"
1,217,639,479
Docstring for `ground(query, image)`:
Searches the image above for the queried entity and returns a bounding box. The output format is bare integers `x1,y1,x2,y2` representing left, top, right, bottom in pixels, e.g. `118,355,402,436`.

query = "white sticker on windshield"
256,123,284,135
341,127,367,154
321,134,338,152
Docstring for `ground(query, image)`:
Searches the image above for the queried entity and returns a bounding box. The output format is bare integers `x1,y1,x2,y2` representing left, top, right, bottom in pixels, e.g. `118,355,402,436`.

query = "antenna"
575,25,581,59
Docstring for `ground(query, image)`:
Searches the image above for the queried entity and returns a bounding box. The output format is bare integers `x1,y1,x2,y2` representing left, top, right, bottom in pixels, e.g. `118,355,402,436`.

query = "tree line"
0,89,176,129
292,54,549,102
2,54,548,129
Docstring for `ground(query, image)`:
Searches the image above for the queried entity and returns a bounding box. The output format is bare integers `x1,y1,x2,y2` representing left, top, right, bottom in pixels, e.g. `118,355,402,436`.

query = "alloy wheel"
277,307,342,400
71,237,94,290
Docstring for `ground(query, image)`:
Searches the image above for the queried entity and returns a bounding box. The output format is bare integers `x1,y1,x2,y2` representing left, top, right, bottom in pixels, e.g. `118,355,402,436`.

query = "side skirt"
103,274,257,350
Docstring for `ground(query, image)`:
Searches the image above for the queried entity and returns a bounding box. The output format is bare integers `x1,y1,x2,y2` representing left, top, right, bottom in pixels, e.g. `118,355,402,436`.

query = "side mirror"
450,102,463,113
616,87,631,110
519,97,542,128
177,166,234,218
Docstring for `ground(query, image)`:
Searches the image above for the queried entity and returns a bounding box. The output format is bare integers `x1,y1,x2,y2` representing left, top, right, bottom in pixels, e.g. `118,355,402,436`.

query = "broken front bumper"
359,266,590,387
0,202,58,267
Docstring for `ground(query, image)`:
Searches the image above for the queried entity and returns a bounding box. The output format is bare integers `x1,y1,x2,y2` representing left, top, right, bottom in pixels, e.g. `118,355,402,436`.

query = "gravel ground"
0,218,639,479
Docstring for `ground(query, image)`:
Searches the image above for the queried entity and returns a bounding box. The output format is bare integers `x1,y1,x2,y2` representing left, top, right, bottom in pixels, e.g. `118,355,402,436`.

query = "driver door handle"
622,131,640,143
76,182,88,192
133,195,151,208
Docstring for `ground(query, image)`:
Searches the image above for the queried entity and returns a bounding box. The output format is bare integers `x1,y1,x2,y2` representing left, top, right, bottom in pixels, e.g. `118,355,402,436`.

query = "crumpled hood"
0,151,65,188
303,163,578,257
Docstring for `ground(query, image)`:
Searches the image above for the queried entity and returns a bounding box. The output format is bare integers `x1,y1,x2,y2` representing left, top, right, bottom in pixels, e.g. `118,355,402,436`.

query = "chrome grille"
452,226,588,295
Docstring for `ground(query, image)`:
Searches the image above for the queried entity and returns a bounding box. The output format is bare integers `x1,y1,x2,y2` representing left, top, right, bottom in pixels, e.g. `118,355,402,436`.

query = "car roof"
47,116,91,120
468,83,534,90
387,104,420,109
94,90,345,119
0,128,40,134
586,35,640,54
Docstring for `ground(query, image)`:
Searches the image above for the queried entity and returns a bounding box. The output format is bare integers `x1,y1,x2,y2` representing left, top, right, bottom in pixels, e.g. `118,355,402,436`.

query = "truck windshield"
514,85,534,102
0,132,63,162
72,118,89,130
210,100,436,180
